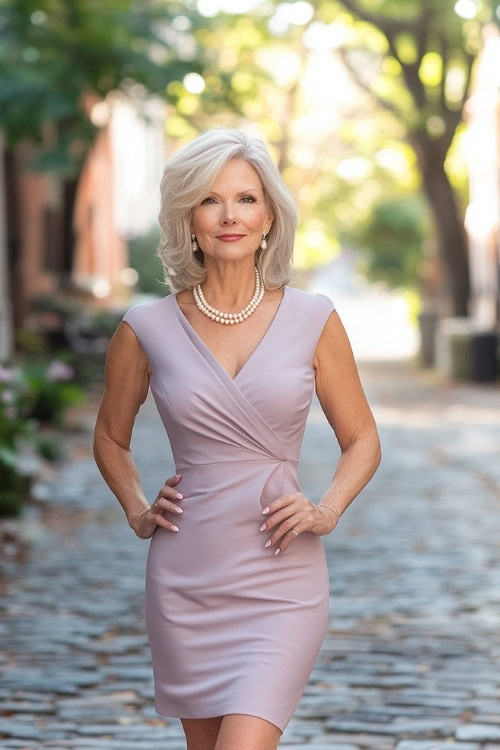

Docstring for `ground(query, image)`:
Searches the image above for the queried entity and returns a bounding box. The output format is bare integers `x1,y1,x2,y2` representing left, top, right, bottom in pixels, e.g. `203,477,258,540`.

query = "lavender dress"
122,285,335,733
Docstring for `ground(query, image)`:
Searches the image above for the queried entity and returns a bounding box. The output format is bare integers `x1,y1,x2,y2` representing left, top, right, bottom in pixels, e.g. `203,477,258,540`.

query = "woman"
93,127,381,750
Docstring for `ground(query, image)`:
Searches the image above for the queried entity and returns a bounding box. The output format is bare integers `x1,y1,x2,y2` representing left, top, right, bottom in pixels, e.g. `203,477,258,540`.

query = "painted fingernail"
262,506,269,514
171,525,179,532
259,523,266,531
176,492,183,499
174,507,183,513
274,547,281,555
264,540,271,548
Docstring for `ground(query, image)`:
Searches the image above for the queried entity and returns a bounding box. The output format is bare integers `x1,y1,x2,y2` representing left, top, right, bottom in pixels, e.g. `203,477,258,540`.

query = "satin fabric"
121,285,335,732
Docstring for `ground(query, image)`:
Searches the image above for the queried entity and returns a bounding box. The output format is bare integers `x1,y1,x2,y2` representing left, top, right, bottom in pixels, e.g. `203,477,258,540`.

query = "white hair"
155,126,299,292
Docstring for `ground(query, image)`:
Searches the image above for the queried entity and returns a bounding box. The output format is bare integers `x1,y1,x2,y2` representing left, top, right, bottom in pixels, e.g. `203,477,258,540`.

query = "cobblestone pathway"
1,360,500,749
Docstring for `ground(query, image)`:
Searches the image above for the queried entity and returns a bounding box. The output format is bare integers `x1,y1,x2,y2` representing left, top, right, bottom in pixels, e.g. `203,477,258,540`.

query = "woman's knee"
181,715,223,750
215,713,281,750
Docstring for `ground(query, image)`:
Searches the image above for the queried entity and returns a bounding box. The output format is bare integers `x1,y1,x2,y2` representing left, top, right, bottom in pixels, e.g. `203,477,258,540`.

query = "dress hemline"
154,701,289,734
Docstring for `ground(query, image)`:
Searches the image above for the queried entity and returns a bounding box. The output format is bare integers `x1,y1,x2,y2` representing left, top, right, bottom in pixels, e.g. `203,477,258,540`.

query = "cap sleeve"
316,292,335,315
121,304,142,335
315,293,336,338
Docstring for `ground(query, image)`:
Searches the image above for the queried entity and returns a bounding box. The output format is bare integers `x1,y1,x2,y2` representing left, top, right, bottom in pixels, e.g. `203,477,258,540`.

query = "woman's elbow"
371,425,382,469
93,426,131,455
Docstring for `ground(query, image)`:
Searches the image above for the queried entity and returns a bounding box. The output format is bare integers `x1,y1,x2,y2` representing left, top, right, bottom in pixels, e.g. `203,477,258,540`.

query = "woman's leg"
181,716,224,750
215,714,282,750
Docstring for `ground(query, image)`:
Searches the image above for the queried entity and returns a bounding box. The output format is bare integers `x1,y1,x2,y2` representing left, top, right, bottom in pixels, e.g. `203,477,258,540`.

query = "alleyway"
1,359,500,749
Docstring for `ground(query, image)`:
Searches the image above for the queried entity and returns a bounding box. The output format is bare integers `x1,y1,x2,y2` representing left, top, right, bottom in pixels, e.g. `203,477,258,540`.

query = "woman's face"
190,158,274,262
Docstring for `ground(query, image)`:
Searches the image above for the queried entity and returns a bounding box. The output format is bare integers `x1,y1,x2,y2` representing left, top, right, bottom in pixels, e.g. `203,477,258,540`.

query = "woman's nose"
219,203,238,223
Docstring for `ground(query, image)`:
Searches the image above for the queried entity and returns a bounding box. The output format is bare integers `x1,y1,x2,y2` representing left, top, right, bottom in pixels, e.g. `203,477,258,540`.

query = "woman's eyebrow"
205,188,259,197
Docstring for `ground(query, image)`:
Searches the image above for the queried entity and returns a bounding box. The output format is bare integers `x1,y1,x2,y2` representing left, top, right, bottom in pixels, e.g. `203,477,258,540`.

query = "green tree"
353,194,428,288
314,0,493,315
0,0,206,274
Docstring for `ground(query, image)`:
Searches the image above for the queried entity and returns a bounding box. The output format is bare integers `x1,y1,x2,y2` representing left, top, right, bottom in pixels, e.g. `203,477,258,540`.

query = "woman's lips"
217,235,245,241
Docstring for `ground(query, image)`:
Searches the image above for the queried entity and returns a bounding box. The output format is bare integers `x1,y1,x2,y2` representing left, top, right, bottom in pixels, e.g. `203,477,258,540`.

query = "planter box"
417,310,439,367
435,317,475,381
471,330,499,383
435,317,499,382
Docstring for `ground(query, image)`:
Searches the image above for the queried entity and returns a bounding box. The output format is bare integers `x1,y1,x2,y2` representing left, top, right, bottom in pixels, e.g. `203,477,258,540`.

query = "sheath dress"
120,284,336,733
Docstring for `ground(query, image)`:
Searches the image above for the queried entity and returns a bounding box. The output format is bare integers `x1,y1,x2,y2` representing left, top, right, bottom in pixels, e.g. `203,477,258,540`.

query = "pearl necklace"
192,266,265,324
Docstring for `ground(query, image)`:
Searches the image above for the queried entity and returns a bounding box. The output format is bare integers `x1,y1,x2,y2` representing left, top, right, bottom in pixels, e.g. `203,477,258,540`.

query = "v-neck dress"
121,284,335,733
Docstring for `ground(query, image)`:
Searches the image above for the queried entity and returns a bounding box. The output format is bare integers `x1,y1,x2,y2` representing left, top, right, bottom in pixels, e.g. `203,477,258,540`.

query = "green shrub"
352,194,428,290
0,358,85,516
127,227,166,295
18,360,85,428
37,432,65,462
0,446,28,517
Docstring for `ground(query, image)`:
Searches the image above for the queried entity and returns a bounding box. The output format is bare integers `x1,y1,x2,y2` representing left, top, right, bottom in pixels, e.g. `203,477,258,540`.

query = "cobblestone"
1,359,499,748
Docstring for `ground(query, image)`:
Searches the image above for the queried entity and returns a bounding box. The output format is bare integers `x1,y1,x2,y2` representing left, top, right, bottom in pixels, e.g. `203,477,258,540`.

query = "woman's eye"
201,195,256,204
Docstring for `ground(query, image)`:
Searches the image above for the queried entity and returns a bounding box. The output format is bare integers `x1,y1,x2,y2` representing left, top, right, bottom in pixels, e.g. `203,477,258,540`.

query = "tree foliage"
307,0,497,311
0,0,204,173
322,0,486,162
353,194,428,288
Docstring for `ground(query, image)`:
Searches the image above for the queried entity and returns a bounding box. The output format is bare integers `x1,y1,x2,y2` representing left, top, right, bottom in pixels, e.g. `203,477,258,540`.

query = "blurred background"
1,1,500,748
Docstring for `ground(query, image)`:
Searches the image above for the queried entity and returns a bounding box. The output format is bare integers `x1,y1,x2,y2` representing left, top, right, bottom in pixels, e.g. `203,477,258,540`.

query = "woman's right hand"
128,474,184,539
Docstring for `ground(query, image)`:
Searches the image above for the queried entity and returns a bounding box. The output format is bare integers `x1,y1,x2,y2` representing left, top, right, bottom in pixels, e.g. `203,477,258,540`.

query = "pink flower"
46,360,75,381
0,365,14,382
0,365,21,382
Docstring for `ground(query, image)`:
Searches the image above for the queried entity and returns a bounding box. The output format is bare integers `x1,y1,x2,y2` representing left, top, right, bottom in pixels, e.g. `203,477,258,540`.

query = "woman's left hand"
259,492,338,556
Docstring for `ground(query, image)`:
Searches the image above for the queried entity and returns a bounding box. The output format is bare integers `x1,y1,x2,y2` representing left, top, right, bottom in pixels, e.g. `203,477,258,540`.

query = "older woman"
93,127,381,750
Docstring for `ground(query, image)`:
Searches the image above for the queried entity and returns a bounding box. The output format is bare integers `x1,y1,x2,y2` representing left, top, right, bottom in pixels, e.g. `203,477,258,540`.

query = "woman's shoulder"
286,285,335,315
121,295,170,327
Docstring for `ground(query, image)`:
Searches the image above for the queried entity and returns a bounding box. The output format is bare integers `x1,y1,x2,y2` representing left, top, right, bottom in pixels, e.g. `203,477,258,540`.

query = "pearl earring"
260,231,268,250
191,233,198,252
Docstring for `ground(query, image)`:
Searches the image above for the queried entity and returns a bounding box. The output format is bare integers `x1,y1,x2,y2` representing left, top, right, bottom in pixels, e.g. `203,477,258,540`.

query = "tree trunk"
3,147,23,336
414,139,471,317
61,175,80,282
0,135,14,361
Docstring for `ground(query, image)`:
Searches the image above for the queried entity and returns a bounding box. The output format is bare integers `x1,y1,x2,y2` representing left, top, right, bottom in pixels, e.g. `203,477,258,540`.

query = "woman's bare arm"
93,320,186,539
92,321,153,522
313,309,382,525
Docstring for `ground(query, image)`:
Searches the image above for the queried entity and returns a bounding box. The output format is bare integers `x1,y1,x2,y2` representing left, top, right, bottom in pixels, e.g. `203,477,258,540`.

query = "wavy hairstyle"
155,127,299,293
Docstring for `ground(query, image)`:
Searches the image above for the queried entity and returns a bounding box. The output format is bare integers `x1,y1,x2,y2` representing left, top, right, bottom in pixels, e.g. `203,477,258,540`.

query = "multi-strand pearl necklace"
192,266,265,324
